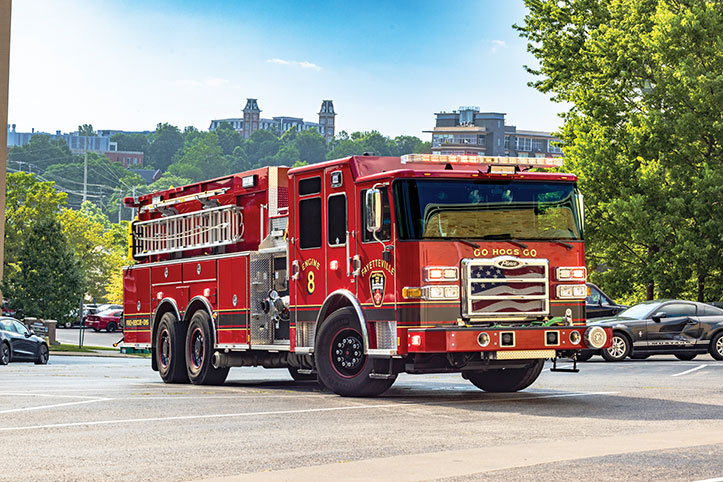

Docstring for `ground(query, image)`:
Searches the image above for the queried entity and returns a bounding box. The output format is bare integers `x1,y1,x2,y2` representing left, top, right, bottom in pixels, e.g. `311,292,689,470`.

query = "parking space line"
0,391,617,432
672,364,708,377
0,392,108,399
0,398,112,414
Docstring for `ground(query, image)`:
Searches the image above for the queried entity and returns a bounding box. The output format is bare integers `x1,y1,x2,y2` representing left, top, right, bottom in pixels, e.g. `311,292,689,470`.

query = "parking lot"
0,354,721,481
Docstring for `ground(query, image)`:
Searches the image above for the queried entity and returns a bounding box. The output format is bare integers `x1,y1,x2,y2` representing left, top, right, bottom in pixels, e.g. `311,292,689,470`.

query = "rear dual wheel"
156,312,189,384
465,359,544,392
185,311,229,385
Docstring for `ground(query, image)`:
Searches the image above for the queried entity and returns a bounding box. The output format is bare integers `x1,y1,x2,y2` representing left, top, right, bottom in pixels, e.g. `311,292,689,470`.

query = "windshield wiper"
480,234,528,250
457,238,480,249
551,240,574,250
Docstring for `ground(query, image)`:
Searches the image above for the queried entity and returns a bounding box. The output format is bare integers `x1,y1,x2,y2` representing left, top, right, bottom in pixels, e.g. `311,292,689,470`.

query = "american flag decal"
463,257,549,317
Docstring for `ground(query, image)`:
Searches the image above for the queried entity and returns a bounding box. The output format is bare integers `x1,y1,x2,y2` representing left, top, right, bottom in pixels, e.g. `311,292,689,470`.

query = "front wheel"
0,342,9,365
106,322,117,333
155,312,189,384
601,333,630,362
35,344,49,365
315,307,396,397
185,310,229,385
464,359,544,392
709,332,723,361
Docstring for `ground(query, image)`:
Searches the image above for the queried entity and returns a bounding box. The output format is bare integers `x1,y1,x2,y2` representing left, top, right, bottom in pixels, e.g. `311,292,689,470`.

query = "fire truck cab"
123,154,611,396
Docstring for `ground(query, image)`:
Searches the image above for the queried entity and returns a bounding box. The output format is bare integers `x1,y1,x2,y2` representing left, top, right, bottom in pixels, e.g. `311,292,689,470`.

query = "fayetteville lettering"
361,259,395,276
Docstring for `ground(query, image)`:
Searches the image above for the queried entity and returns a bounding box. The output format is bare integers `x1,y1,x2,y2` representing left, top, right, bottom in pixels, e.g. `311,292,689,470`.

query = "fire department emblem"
369,271,386,307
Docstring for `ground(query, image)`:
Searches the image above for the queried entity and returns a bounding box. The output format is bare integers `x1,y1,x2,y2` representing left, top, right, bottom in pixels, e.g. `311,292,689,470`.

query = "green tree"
294,129,327,163
168,132,229,182
215,122,243,156
78,124,96,136
2,217,84,322
7,135,74,173
148,123,184,172
516,0,723,302
111,132,149,154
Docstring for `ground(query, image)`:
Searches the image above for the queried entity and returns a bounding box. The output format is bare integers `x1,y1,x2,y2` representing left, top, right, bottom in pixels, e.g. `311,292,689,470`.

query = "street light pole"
0,0,12,303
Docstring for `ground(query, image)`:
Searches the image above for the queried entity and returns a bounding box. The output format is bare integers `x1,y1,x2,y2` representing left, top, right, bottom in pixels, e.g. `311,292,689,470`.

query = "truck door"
291,175,326,342
354,184,395,328
325,169,354,297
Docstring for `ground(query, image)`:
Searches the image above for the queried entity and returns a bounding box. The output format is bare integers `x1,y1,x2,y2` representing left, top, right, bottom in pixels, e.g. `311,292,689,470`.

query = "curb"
49,351,147,359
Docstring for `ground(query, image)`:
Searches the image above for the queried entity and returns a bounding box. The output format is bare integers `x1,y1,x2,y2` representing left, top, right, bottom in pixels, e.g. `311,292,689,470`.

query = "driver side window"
12,320,28,335
660,303,696,317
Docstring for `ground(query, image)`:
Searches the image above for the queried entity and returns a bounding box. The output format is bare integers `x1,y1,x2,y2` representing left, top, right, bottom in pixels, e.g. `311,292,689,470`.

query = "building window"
549,141,563,154
516,137,532,151
532,139,546,151
504,135,511,149
320,118,326,124
328,118,333,126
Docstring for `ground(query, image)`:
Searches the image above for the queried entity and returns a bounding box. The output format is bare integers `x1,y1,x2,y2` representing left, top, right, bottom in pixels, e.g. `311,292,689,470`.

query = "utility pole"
82,134,88,203
0,0,12,304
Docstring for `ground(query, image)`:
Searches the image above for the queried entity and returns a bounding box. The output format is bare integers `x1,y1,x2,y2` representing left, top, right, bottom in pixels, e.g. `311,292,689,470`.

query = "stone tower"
318,100,336,142
242,98,261,139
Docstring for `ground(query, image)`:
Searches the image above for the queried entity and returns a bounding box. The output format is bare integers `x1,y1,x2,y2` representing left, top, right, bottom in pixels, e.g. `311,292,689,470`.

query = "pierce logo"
369,271,386,307
495,258,522,269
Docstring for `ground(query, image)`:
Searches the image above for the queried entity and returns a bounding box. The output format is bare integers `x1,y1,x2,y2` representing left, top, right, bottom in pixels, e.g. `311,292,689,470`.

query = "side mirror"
366,188,382,234
25,331,32,338
652,311,667,323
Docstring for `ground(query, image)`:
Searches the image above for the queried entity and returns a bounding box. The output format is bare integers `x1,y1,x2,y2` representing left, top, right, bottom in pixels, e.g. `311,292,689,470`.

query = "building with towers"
210,99,336,142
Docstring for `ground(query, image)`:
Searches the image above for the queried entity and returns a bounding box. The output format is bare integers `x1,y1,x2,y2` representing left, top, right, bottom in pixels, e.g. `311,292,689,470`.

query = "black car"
579,300,723,362
0,317,49,365
586,282,628,319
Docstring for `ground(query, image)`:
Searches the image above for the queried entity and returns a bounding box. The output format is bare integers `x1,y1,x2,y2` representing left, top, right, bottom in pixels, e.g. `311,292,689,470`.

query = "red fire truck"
122,154,611,396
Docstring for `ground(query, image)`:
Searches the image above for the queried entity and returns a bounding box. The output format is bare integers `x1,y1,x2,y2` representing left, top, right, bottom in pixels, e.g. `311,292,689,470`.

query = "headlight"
422,285,459,300
569,331,582,345
556,266,587,281
584,326,607,349
424,266,459,282
556,284,587,299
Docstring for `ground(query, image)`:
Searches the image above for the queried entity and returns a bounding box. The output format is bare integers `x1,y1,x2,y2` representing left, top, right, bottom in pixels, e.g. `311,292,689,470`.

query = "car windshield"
0,319,14,332
393,179,582,241
617,303,661,319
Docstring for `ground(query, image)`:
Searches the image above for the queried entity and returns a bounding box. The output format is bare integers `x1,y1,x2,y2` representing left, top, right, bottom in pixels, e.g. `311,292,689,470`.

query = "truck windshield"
393,179,582,241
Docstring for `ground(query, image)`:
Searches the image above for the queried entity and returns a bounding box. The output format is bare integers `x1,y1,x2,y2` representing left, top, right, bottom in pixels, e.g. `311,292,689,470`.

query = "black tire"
106,322,117,333
64,321,72,329
0,342,9,365
674,353,697,361
155,312,189,384
93,328,100,332
315,307,396,397
288,366,317,381
465,359,544,392
601,332,630,362
710,332,723,361
630,354,650,360
576,352,593,362
185,310,229,385
35,344,49,365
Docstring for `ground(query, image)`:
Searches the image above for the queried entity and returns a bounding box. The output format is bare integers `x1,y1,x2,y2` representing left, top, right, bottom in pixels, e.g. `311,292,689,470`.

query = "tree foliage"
148,122,184,171
517,0,723,302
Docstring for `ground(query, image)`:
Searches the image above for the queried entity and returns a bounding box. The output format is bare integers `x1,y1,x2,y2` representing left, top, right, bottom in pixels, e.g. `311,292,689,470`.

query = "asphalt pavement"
0,354,721,481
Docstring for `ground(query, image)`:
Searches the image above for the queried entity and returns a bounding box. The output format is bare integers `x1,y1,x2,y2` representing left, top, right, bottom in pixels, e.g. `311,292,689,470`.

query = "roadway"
0,354,721,481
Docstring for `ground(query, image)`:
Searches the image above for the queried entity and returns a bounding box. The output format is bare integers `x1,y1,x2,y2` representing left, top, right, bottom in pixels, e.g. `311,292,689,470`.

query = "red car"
86,309,123,333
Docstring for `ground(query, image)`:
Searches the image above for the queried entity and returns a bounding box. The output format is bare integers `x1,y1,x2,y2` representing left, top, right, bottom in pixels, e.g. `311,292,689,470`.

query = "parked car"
86,308,123,332
0,317,49,365
579,300,723,362
586,282,627,319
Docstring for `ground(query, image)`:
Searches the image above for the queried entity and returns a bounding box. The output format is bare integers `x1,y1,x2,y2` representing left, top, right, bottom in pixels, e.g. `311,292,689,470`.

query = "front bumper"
407,326,612,355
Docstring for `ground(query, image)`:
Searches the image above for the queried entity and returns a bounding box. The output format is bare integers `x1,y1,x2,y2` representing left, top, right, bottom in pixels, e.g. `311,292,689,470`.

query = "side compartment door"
123,266,151,346
290,174,326,348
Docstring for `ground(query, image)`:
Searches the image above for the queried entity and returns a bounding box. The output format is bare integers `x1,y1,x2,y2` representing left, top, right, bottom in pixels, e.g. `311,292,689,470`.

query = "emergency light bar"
400,153,564,169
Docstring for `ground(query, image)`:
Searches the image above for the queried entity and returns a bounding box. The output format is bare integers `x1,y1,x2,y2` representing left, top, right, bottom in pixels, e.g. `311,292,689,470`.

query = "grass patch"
50,344,118,352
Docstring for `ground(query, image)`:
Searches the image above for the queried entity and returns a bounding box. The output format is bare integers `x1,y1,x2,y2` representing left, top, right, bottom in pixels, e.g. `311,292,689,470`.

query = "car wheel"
315,307,396,397
35,344,49,365
288,367,317,381
674,353,697,361
0,342,10,365
464,359,545,392
106,322,117,333
156,312,189,384
630,354,650,360
709,332,723,361
64,321,72,329
184,310,229,385
92,328,100,332
601,333,630,362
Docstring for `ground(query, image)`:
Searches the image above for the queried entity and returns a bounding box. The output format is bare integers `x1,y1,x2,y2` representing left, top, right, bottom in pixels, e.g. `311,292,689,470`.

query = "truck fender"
151,298,182,371
183,296,217,347
315,289,370,353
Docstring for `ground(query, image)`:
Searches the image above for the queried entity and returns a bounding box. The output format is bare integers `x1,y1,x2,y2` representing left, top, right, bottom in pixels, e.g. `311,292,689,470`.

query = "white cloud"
490,39,507,54
266,58,322,71
175,78,229,87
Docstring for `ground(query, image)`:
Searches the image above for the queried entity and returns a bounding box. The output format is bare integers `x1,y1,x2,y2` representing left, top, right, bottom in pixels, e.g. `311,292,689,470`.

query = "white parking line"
0,391,617,432
671,364,708,377
0,398,111,414
694,477,723,482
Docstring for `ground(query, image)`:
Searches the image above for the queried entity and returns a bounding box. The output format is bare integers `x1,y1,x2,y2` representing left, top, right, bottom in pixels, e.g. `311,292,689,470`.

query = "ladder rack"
133,205,244,257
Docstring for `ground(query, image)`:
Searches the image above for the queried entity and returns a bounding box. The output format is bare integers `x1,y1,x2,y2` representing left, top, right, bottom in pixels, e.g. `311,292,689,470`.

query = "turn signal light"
556,266,587,281
402,287,423,299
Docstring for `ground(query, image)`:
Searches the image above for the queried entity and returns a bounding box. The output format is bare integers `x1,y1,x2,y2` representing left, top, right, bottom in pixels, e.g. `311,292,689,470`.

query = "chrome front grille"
462,256,549,320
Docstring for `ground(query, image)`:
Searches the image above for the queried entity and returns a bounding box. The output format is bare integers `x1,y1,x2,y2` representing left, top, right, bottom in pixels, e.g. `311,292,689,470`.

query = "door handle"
291,260,300,280
352,255,362,277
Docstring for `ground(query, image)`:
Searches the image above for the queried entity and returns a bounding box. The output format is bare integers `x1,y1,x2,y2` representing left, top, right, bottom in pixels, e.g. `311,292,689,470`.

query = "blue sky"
8,0,565,139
